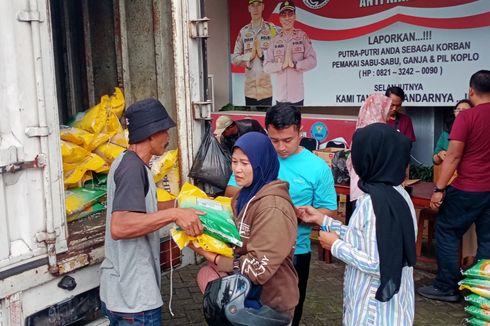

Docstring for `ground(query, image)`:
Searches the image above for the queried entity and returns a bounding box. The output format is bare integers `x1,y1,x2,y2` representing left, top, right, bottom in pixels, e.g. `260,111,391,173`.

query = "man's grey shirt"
100,151,162,312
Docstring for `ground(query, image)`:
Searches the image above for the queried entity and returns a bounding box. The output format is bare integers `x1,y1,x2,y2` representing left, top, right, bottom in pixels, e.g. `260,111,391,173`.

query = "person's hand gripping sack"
173,208,205,237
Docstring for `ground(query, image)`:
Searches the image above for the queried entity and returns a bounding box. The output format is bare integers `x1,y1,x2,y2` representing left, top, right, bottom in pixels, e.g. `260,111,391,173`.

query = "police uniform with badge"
263,1,317,105
231,0,279,106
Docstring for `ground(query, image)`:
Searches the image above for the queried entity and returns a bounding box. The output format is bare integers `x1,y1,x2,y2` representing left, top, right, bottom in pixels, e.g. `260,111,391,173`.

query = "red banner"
229,0,490,106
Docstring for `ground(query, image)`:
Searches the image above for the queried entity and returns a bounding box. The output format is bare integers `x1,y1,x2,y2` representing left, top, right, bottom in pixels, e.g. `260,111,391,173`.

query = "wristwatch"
433,186,446,193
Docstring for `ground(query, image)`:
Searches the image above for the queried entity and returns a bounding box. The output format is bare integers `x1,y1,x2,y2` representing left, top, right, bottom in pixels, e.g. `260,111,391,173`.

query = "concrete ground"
160,245,469,325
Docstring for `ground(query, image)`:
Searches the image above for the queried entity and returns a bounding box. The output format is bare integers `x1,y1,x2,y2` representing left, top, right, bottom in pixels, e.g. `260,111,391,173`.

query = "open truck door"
1,0,210,324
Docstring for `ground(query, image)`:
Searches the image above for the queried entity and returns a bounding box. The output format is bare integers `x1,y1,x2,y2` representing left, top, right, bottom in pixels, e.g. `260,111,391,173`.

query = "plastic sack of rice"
72,95,110,134
60,126,94,150
65,187,106,217
61,140,91,164
465,305,490,322
466,317,490,326
460,278,490,298
177,183,240,247
157,188,176,202
110,87,125,119
466,294,490,311
67,203,106,223
110,131,129,148
464,260,490,281
63,153,109,188
86,132,112,152
170,228,233,257
214,196,232,207
178,182,208,200
152,149,180,196
94,143,126,164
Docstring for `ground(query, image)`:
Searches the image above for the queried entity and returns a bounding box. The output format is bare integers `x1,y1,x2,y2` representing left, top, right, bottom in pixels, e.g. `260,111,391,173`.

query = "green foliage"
219,103,247,111
409,164,433,182
219,103,236,111
219,103,267,112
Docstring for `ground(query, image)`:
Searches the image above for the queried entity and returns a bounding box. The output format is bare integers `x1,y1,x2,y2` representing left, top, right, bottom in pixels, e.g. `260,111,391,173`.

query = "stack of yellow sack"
170,183,239,258
61,88,126,221
61,88,185,223
61,87,127,189
459,260,490,325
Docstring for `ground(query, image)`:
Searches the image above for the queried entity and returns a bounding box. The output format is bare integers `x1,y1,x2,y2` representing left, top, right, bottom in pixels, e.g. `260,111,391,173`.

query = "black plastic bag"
299,137,319,152
332,150,350,186
189,126,232,190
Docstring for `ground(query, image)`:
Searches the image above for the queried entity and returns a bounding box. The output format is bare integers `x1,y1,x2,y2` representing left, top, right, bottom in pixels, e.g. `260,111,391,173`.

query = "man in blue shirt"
226,104,337,325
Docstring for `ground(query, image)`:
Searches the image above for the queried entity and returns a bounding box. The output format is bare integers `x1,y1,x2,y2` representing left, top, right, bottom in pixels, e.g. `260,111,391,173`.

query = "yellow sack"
170,228,233,257
73,95,110,134
152,149,180,195
103,111,124,136
214,196,232,210
61,140,91,164
152,149,179,183
63,165,88,189
94,143,126,164
157,188,176,202
178,182,208,200
153,150,179,190
176,183,233,213
86,132,112,152
110,87,125,119
64,153,109,188
60,126,94,149
460,285,490,299
177,186,240,246
109,131,129,148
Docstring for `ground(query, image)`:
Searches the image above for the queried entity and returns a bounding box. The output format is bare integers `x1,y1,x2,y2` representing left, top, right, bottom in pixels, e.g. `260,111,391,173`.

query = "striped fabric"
327,185,417,326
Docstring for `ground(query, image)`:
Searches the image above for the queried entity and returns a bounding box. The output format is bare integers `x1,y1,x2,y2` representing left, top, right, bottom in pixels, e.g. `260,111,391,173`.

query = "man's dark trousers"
434,186,490,292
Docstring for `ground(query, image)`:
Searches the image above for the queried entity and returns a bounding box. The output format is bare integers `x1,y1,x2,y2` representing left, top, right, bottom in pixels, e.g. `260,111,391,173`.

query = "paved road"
160,245,468,325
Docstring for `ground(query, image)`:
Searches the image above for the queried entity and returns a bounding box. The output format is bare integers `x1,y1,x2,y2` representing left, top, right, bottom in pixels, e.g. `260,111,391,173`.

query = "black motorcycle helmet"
203,273,291,326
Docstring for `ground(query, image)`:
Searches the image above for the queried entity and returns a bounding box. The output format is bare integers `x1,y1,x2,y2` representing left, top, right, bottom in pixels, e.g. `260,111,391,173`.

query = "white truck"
0,0,211,324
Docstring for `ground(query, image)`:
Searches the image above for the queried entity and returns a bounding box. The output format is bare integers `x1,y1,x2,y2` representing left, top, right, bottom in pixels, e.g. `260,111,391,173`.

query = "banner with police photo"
229,0,490,107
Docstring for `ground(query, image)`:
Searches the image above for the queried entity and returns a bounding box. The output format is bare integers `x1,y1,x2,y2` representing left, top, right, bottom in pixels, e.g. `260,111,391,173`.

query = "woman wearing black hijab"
298,123,417,325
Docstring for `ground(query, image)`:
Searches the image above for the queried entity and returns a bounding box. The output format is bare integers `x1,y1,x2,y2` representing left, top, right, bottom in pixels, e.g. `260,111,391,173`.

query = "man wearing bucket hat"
214,115,266,154
264,0,317,105
100,98,205,325
231,0,279,106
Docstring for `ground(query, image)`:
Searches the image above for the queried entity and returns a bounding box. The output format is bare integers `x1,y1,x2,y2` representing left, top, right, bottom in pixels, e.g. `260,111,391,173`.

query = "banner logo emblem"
303,0,329,9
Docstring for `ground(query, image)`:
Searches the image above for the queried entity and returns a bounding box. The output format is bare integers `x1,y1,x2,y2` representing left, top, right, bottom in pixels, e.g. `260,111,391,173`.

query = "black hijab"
351,123,416,302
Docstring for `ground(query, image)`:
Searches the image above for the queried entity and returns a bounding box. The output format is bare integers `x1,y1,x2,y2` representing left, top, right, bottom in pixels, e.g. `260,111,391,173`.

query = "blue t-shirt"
228,148,337,254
